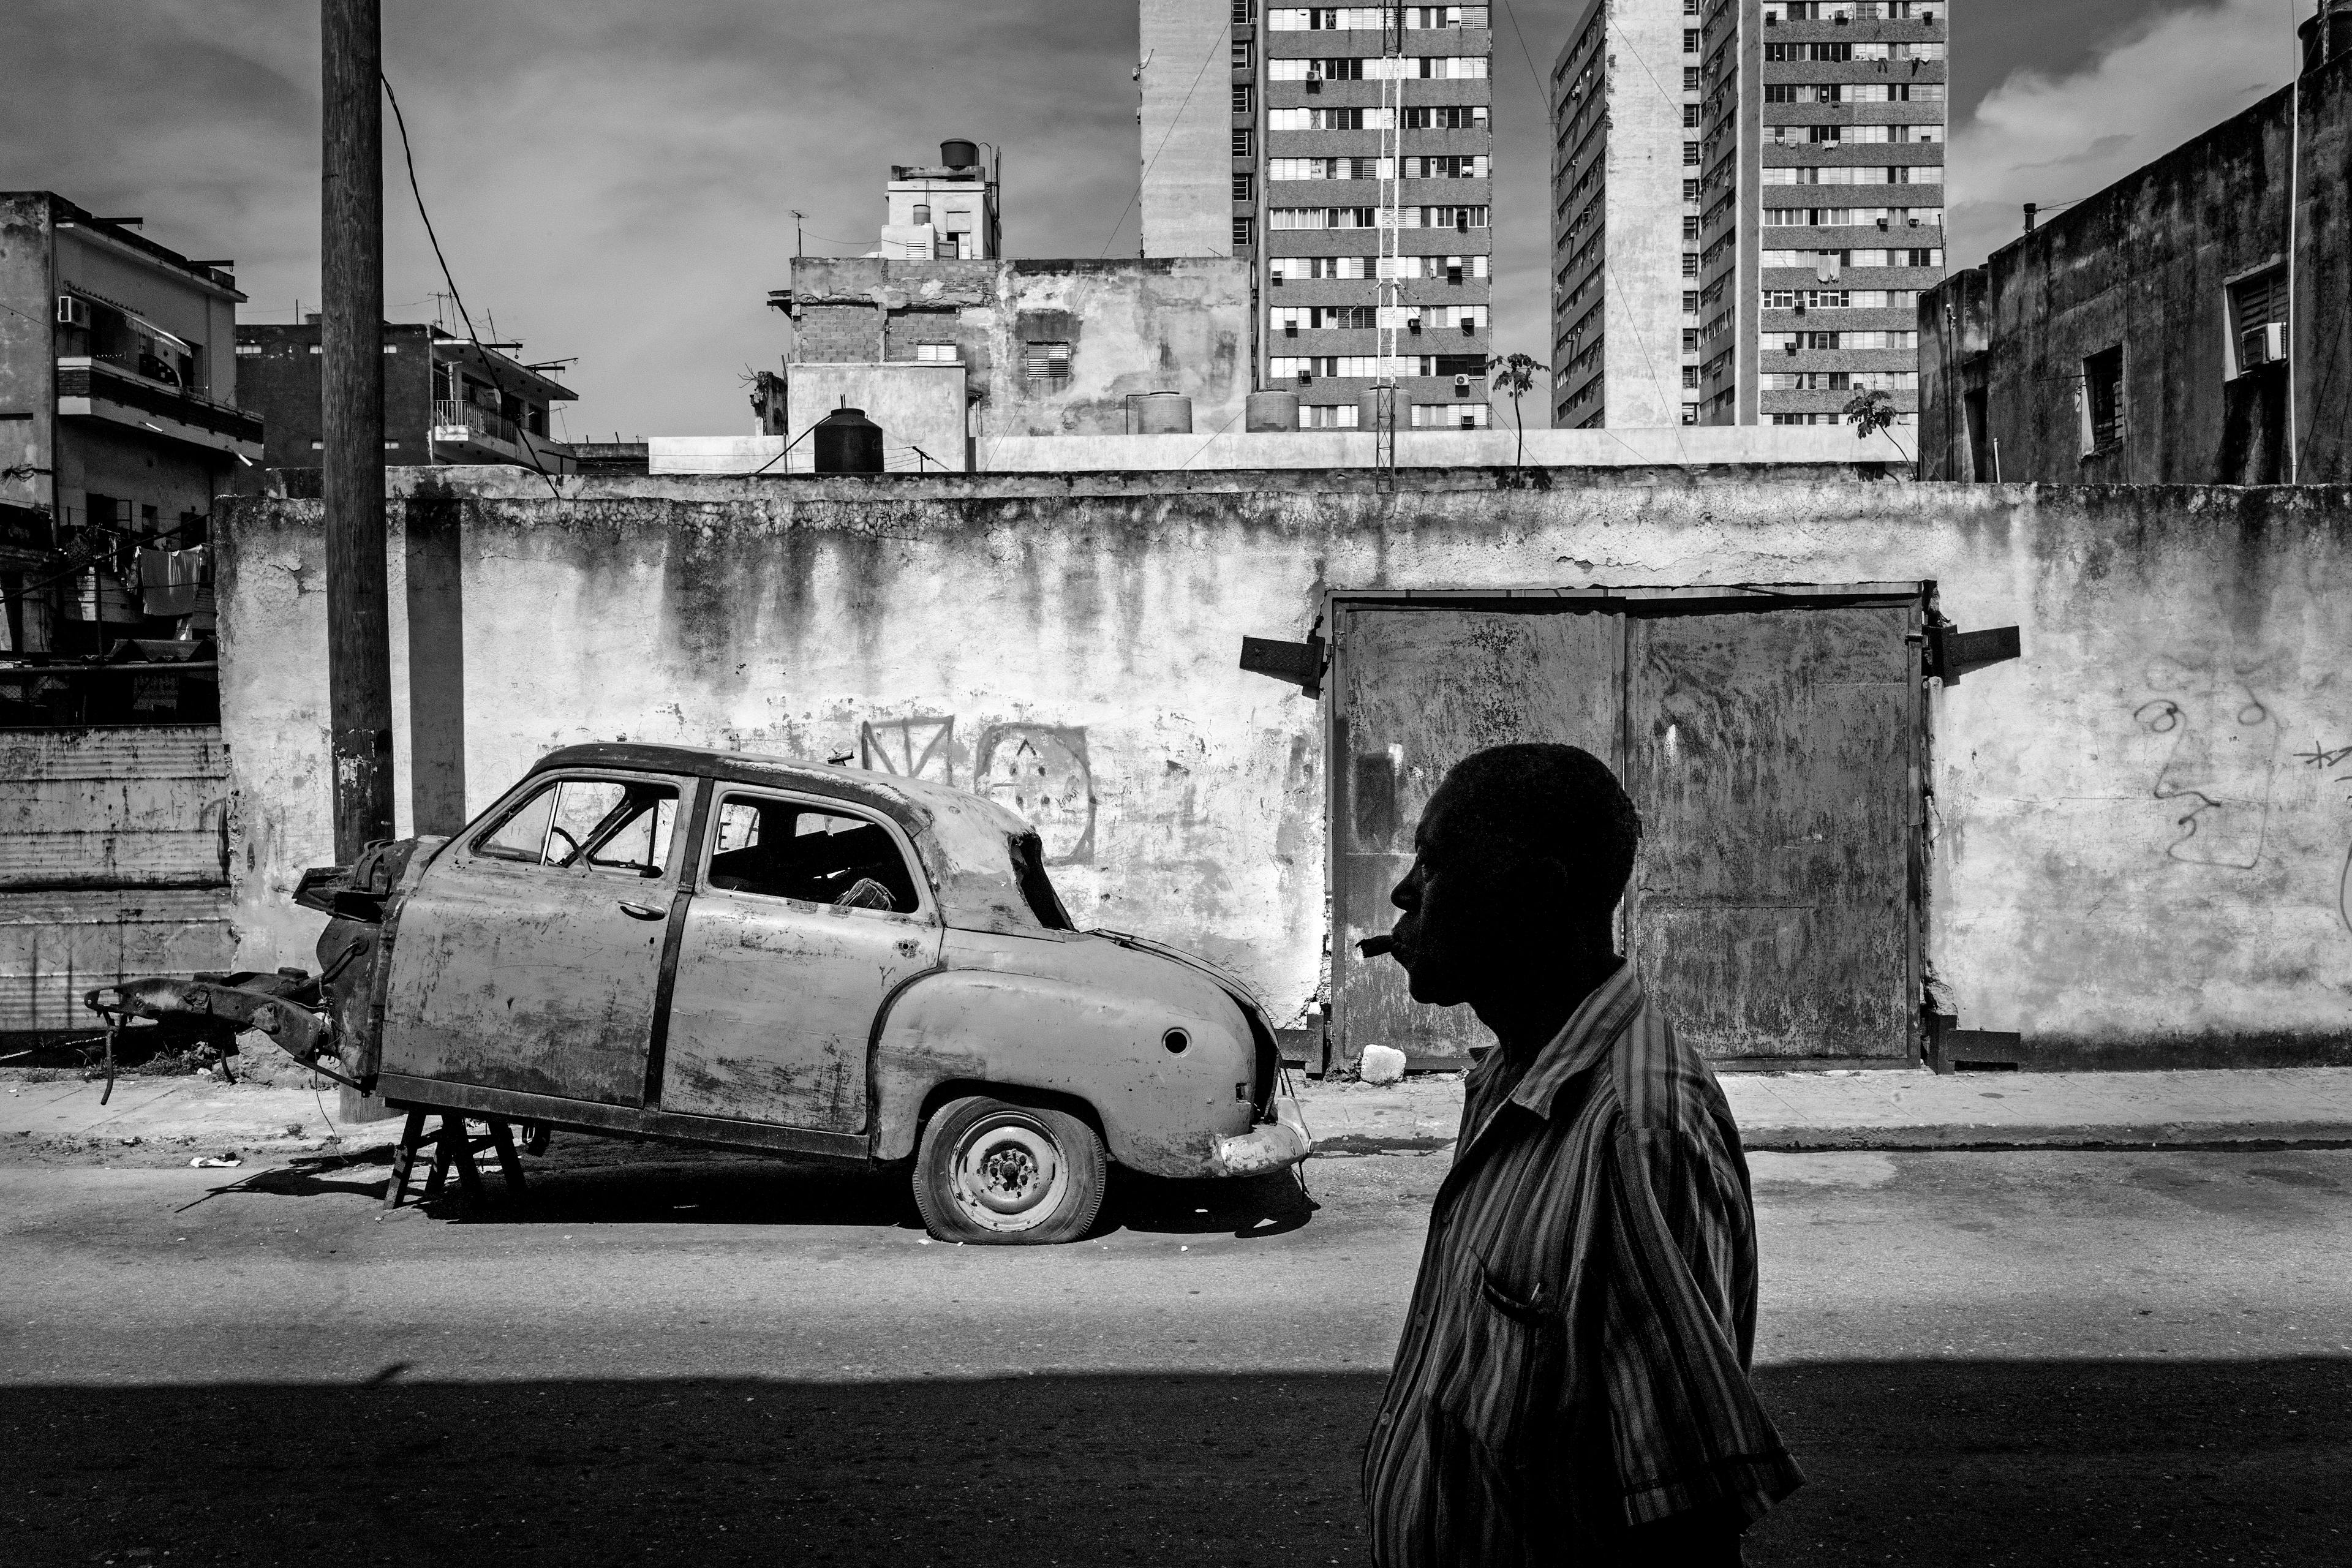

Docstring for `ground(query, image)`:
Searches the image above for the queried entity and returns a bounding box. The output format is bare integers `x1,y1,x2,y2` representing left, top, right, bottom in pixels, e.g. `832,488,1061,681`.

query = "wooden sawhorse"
382,1109,537,1210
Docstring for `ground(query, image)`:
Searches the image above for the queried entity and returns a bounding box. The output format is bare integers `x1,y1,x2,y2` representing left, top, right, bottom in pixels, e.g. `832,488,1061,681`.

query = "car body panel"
658,783,944,1135
871,927,1261,1177
377,766,692,1104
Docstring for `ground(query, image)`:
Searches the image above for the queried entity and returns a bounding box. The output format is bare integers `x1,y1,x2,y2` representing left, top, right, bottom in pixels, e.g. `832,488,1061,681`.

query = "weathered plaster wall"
216,471,2352,1067
1920,47,2352,484
1139,0,1234,260
0,194,58,519
783,258,1250,440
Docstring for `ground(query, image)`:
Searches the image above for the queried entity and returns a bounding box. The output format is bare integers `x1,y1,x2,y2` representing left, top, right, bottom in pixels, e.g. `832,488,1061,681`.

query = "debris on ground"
190,1153,242,1169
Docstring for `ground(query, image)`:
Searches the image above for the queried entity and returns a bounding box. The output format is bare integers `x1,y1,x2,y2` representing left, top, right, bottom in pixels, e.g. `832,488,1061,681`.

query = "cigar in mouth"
1357,932,1397,959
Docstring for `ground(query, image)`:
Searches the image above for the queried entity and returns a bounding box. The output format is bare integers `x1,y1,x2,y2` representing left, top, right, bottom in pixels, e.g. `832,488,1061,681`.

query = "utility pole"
322,0,394,862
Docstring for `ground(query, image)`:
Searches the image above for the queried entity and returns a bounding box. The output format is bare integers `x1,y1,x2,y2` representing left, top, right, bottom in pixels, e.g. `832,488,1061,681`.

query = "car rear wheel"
912,1095,1106,1245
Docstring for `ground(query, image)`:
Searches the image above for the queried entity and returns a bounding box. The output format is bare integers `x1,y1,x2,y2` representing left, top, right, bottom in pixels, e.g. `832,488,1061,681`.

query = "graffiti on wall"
2133,659,2282,869
2291,740,2352,932
976,723,1097,865
859,715,958,783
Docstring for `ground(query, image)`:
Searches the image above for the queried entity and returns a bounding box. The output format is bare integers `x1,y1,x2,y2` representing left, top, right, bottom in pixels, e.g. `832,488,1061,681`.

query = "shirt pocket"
1429,1253,1567,1464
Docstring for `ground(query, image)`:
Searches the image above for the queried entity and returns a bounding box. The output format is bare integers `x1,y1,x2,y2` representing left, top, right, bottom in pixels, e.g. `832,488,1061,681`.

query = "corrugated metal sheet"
0,888,236,1031
0,726,230,889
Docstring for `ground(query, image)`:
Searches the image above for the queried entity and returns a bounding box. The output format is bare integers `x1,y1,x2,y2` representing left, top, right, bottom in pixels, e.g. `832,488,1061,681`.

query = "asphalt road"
4,1135,2349,1566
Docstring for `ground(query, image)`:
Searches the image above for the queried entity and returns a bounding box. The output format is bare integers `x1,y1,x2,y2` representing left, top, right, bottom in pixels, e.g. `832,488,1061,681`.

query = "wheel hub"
952,1117,1066,1226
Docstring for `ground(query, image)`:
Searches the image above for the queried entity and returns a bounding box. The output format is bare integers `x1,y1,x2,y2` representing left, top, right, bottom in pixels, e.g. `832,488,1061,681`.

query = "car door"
380,769,687,1106
657,788,943,1134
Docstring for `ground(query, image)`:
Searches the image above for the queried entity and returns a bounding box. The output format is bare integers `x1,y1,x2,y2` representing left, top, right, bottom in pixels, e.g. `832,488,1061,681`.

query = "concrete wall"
0,194,59,521
645,423,1913,473
1139,0,1235,259
213,469,2352,1069
783,257,1250,440
1600,0,1691,429
1919,50,2352,484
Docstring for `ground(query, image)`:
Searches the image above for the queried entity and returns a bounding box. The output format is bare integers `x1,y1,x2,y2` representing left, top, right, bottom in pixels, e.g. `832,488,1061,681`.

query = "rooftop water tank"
1246,391,1301,432
940,138,980,169
1127,391,1194,435
813,407,884,474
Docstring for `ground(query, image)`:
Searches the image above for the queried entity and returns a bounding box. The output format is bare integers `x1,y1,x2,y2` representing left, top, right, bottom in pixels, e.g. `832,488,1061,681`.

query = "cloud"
0,0,1140,438
1946,0,2295,267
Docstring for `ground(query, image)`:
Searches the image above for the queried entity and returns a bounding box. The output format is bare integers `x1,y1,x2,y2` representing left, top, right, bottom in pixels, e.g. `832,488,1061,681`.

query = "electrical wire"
1100,21,1231,258
381,70,567,503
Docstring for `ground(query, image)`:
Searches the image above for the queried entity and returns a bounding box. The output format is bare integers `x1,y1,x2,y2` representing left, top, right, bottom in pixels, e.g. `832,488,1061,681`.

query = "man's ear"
1492,855,1577,924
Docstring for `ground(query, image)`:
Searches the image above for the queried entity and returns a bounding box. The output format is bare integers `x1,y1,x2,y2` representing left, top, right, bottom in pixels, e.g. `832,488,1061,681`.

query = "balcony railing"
432,400,521,447
55,358,263,447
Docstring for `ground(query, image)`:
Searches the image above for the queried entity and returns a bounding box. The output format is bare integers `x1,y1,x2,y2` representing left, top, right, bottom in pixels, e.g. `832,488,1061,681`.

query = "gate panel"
1332,606,1622,1065
1623,604,1917,1061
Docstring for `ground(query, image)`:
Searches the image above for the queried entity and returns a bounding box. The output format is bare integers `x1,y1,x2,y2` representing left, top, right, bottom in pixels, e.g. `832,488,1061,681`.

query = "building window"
1681,254,1700,277
2228,268,2287,375
1684,66,1700,89
1023,341,1072,388
1232,85,1254,114
2082,345,2124,453
1234,173,1255,202
1233,0,1254,20
1682,104,1700,128
1683,178,1700,203
1302,403,1360,428
1233,128,1254,157
1682,365,1699,388
1233,216,1254,249
1683,28,1700,51
1683,141,1699,165
912,343,960,363
1683,291,1699,315
1233,40,1253,69
1683,328,1700,352
1681,215,1700,241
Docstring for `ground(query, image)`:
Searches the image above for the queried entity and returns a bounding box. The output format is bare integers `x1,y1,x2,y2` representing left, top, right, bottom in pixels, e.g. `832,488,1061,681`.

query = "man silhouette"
1361,744,1802,1566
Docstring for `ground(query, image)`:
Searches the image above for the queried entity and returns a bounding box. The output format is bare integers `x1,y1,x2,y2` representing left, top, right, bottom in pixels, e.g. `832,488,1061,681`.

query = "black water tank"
940,138,979,169
2304,0,2352,72
813,407,883,474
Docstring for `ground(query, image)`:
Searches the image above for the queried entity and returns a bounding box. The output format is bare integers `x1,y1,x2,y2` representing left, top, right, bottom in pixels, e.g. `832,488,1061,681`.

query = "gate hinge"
1924,622,2020,685
1239,624,1326,699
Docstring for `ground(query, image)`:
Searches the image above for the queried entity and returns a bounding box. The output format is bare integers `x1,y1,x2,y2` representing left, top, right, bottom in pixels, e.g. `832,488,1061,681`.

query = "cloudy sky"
0,0,2313,435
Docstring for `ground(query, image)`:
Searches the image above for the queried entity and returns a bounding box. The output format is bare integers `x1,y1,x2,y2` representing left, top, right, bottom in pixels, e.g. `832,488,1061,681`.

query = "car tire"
912,1095,1106,1245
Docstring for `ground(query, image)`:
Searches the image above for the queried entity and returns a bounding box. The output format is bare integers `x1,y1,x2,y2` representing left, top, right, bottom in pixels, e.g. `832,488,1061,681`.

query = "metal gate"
1328,586,1924,1069
0,726,234,1033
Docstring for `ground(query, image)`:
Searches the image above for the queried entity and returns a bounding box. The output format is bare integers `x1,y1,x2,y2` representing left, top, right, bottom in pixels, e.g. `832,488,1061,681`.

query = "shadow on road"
6,1359,2348,1566
346,1138,1320,1240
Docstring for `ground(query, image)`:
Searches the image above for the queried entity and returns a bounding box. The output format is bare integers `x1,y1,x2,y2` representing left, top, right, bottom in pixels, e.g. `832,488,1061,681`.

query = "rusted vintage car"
88,744,1310,1243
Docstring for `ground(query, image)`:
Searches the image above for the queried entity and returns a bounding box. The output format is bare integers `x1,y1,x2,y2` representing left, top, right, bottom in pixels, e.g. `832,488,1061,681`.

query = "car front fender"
871,966,1259,1177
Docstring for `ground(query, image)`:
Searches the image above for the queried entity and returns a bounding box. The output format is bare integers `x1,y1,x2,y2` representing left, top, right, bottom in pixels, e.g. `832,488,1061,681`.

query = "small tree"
1843,386,1897,441
1487,352,1540,470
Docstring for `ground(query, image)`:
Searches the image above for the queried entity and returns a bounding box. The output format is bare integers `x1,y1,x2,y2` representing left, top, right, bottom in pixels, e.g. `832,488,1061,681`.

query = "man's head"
1385,744,1641,1009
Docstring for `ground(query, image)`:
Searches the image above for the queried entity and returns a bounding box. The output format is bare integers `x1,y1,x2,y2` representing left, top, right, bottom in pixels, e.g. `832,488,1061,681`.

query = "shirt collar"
1505,957,1644,1120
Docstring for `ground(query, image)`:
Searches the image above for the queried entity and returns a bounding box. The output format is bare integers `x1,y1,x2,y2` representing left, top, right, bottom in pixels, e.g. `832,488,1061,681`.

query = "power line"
381,69,566,503
1101,21,1230,258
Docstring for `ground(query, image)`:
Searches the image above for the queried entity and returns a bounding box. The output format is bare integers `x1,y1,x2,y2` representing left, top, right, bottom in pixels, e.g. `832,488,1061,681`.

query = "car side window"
705,794,921,913
475,778,679,878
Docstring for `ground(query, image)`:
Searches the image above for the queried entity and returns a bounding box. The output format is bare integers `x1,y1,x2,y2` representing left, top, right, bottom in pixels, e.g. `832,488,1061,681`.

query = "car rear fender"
871,967,1256,1177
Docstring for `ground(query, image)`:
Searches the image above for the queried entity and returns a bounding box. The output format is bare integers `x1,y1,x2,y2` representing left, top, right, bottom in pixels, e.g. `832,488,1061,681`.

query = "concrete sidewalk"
1292,1065,2352,1153
9,1063,2352,1166
1,1071,404,1163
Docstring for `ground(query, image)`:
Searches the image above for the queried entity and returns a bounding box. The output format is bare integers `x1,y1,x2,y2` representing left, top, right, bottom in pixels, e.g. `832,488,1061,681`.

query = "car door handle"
617,900,668,921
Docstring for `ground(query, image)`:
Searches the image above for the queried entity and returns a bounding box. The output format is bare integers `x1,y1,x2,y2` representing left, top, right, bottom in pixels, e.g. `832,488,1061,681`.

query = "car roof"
529,742,1052,936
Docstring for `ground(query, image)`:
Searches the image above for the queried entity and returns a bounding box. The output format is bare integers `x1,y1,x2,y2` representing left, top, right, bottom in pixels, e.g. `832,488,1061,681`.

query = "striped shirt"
1362,960,1803,1566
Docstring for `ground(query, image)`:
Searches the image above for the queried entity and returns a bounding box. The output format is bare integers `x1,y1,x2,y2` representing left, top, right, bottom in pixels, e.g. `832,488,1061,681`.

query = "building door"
1328,588,1923,1069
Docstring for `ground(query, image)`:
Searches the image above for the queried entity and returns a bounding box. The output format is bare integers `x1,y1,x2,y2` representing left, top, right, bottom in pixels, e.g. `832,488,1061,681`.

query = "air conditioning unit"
1785,342,1800,355
1284,320,1298,337
2265,322,2289,363
1877,217,1890,230
56,295,89,328
1453,374,1471,396
1408,317,1423,334
1270,272,1284,287
1460,318,1475,335
1297,369,1313,386
1306,77,1322,93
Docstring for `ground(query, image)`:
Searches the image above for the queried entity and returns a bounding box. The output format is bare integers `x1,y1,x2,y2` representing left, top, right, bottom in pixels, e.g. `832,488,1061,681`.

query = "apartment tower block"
1553,0,1946,428
1144,3,1497,429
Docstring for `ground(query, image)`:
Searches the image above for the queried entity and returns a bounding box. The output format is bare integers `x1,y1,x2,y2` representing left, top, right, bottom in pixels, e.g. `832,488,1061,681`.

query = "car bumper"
1205,1113,1313,1178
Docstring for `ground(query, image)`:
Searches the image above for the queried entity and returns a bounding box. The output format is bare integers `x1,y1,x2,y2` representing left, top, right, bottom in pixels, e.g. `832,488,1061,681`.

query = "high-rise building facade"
1553,0,1946,428
1145,3,1496,430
